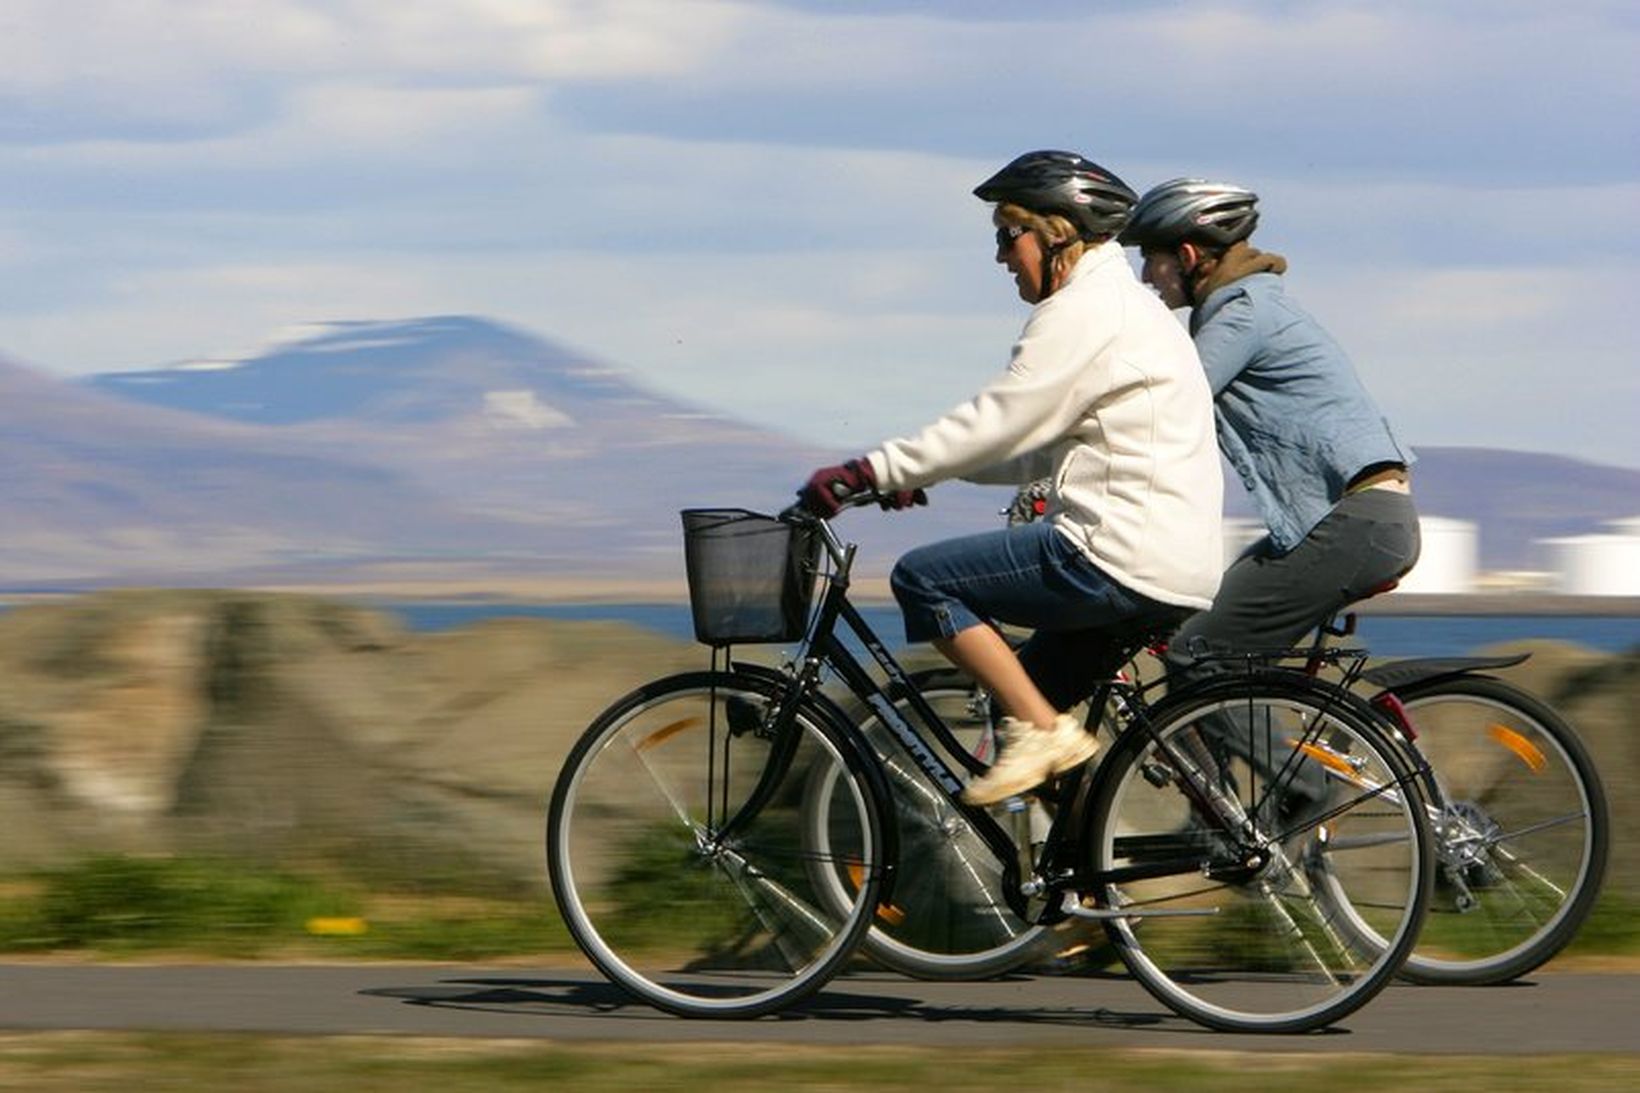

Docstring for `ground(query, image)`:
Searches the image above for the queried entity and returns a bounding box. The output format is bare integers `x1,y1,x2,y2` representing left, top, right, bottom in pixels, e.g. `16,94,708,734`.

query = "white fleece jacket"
865,241,1224,609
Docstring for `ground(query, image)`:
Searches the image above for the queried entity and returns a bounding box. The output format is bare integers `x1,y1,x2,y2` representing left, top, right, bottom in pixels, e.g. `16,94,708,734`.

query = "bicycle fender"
1361,654,1530,691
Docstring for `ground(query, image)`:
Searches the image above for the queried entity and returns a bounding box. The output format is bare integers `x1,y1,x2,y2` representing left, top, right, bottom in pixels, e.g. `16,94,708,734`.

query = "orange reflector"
1289,740,1365,785
637,717,699,752
845,861,905,924
876,903,907,926
1488,724,1547,772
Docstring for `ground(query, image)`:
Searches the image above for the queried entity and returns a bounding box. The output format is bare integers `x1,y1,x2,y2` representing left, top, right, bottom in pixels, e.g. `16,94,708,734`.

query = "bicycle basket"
681,508,821,645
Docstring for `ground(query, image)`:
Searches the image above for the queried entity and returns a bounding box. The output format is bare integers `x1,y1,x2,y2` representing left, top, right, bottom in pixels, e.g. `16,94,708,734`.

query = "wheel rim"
1095,691,1427,1030
550,680,880,1014
1398,691,1599,977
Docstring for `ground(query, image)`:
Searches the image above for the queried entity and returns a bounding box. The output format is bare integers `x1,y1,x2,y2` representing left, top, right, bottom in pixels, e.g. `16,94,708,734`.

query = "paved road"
1,963,1635,1053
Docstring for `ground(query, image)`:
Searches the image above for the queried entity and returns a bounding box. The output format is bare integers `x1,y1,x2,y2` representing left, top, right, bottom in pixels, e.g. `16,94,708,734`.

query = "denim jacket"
1191,272,1413,553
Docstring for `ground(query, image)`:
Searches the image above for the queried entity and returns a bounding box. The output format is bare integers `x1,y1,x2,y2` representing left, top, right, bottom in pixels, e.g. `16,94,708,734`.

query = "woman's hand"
800,458,926,515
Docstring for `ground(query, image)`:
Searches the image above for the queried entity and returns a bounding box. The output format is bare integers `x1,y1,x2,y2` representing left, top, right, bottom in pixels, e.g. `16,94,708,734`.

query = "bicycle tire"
1362,676,1607,984
804,669,1058,980
1087,673,1433,1033
547,669,890,1018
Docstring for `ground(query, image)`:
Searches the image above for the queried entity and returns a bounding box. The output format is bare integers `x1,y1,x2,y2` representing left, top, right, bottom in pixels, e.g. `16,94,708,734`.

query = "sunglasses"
994,223,1028,250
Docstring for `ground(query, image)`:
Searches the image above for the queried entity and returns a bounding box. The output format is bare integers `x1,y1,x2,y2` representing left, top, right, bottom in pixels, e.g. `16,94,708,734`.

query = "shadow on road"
360,971,1349,1038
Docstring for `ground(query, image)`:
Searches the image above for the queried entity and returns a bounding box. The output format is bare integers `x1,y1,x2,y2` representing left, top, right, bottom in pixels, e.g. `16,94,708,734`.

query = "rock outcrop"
0,590,704,889
0,591,1634,899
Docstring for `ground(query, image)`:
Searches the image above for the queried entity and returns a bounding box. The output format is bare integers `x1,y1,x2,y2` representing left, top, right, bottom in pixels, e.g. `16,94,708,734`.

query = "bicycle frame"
715,509,1402,928
551,503,1448,1029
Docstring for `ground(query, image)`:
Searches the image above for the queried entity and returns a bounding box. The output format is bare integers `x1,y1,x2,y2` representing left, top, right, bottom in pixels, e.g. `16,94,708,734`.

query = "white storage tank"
1538,532,1640,596
1394,516,1478,595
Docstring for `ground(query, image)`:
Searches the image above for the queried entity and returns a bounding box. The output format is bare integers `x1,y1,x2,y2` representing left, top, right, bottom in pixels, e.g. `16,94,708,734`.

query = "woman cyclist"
801,150,1223,806
1119,179,1420,676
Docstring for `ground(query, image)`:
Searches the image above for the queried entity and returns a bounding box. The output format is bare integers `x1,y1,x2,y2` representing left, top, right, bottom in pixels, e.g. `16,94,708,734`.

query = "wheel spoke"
549,672,886,1017
1364,679,1607,985
1092,681,1428,1032
813,673,1048,980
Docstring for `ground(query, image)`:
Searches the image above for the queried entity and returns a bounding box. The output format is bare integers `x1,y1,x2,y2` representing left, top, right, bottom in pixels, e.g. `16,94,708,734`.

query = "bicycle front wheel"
1089,678,1432,1033
1389,676,1608,984
547,670,889,1018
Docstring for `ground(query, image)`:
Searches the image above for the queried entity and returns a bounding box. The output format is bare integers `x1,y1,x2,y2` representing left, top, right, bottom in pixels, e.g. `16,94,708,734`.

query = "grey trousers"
1165,488,1421,812
1172,487,1421,663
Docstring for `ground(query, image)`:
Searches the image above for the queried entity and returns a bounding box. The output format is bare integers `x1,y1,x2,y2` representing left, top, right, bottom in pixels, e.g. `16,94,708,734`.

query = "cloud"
0,0,1634,470
1301,260,1639,467
6,2,1634,190
0,0,748,147
549,4,1639,185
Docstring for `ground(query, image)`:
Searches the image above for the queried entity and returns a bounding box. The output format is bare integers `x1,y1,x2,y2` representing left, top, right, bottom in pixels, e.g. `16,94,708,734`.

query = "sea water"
385,602,1638,659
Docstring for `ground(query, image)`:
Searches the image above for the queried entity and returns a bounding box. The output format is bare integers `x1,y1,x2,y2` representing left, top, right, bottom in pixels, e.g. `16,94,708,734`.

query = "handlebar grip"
786,488,878,522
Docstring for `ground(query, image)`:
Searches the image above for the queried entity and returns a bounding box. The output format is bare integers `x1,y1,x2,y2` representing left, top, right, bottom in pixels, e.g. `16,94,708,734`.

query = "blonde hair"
994,202,1095,288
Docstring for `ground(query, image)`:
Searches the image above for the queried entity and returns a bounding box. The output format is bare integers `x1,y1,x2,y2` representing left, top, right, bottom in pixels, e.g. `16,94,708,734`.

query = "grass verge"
1563,891,1640,957
0,1034,1637,1091
1,854,1634,966
0,855,572,960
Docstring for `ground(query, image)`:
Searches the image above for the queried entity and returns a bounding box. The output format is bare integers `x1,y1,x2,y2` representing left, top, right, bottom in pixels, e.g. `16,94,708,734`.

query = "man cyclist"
1120,178,1421,817
1120,178,1419,670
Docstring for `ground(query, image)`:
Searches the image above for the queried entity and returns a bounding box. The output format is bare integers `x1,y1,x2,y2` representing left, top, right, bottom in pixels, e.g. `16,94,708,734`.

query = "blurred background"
0,1,1634,966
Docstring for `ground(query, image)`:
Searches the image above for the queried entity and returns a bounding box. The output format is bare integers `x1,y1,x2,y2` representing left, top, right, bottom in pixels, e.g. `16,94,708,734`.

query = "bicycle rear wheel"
1088,677,1432,1033
1381,676,1607,984
547,670,889,1018
806,670,1053,980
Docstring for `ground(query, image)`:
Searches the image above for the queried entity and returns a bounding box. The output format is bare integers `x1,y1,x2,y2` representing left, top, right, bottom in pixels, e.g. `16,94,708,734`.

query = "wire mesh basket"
681,508,821,645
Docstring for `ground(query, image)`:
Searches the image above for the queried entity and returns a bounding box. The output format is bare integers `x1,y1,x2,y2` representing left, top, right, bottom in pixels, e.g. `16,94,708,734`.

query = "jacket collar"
1065,239,1126,285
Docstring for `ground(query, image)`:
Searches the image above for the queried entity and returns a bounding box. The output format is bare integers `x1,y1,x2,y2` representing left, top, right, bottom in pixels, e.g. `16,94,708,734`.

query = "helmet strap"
1038,239,1071,300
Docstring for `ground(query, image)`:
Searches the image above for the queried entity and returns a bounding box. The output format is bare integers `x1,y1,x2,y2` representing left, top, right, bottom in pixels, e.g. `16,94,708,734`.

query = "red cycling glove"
800,458,927,516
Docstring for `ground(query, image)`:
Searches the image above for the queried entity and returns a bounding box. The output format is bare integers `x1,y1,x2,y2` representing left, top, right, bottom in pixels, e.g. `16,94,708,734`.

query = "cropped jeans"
890,521,1191,712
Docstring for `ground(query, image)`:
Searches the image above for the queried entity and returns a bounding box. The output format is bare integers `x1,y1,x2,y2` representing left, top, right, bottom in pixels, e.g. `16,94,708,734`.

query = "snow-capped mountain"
91,317,687,430
1,316,985,586
89,317,816,517
79,316,1016,577
0,351,571,584
1,314,1630,589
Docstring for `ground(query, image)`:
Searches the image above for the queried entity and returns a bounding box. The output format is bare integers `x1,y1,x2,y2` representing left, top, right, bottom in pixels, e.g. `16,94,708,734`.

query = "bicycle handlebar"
778,489,881,524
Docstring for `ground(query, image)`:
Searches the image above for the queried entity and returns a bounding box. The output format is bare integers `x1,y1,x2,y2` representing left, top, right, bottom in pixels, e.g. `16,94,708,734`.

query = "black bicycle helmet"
1119,178,1260,249
973,150,1138,241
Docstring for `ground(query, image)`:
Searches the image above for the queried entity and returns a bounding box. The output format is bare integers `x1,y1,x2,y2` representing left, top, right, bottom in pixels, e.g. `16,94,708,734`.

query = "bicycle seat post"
1003,795,1047,918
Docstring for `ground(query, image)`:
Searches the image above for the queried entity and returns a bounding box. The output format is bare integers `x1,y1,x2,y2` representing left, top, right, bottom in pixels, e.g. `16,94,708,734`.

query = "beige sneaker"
961,713,1098,805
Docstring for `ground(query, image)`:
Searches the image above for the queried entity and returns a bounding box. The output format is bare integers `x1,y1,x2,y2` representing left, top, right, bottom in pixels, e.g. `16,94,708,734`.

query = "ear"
1178,242,1204,273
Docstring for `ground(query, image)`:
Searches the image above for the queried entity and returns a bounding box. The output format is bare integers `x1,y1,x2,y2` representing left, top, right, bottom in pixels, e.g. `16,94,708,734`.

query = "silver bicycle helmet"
974,150,1138,241
1119,178,1260,249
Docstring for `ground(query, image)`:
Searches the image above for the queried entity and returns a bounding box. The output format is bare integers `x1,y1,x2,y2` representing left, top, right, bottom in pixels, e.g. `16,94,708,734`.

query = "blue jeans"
890,522,1190,710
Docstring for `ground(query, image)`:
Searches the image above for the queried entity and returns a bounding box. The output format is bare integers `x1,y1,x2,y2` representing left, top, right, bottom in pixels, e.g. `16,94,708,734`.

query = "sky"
2,0,1637,468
